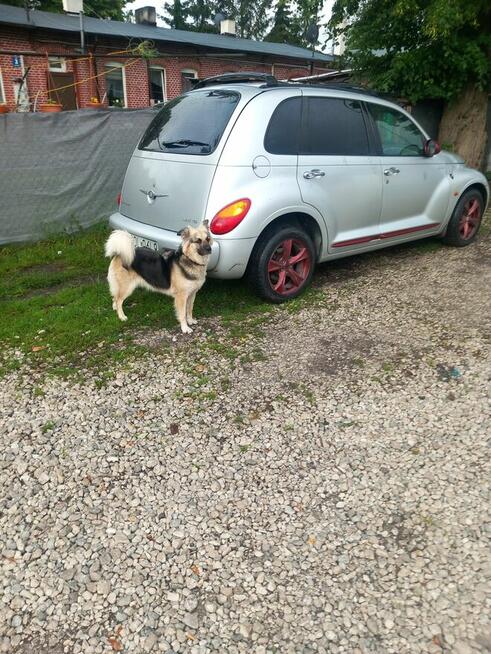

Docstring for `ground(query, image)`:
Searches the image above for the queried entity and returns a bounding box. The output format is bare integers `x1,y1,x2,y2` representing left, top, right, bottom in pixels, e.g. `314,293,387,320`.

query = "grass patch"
1,218,369,379
0,223,276,378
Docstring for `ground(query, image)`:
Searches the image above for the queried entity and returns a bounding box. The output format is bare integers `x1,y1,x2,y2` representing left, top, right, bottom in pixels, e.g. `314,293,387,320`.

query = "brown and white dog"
105,222,212,333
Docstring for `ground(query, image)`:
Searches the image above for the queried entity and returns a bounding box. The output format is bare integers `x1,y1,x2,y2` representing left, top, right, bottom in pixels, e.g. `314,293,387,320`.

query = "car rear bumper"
108,212,256,279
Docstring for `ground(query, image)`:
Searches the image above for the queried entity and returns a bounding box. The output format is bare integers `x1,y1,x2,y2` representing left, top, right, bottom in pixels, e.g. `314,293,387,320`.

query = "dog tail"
105,230,135,268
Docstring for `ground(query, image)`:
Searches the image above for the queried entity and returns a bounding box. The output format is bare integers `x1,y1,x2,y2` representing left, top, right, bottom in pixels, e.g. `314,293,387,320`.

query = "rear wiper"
161,139,211,150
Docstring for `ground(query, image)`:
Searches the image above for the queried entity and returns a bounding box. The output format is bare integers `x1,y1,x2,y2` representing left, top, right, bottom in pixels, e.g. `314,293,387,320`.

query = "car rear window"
264,97,302,155
301,97,369,156
139,89,240,155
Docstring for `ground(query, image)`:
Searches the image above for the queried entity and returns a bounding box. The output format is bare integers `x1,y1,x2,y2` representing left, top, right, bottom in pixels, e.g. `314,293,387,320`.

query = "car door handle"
303,169,325,179
384,167,400,176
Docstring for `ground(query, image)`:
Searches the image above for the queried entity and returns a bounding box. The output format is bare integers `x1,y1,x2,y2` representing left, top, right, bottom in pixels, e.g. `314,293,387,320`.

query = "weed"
220,377,231,391
41,420,55,433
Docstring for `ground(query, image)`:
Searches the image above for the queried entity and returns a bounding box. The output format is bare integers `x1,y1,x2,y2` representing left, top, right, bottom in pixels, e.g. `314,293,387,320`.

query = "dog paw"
187,318,198,325
118,315,128,322
181,324,193,334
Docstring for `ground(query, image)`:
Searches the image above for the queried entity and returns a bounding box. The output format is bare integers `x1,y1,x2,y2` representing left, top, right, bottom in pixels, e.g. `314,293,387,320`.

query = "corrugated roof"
0,3,334,63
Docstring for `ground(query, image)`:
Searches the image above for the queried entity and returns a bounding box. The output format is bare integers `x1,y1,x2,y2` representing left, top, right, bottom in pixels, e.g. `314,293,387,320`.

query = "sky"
124,0,335,48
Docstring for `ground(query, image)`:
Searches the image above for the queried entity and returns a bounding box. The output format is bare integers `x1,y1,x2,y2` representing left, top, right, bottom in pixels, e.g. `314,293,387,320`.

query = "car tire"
442,189,484,247
248,225,316,302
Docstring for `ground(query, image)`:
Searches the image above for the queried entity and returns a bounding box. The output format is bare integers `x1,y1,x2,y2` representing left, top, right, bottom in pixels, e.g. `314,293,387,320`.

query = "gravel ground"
1,223,490,654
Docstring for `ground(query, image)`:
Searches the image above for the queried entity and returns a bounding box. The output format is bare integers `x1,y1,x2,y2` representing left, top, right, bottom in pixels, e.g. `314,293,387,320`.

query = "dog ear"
202,219,209,230
177,227,191,239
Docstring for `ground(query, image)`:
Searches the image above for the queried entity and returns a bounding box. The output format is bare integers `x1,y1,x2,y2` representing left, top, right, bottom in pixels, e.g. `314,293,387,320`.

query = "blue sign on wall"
12,55,21,67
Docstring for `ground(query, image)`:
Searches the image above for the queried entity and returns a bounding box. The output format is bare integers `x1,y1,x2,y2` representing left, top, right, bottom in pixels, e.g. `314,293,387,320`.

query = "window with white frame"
149,66,166,104
0,68,5,104
48,57,67,72
105,62,126,108
181,68,198,92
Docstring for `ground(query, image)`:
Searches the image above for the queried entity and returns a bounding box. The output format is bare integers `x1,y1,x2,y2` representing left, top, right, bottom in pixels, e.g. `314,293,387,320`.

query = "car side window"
300,97,369,156
264,97,302,155
368,103,425,156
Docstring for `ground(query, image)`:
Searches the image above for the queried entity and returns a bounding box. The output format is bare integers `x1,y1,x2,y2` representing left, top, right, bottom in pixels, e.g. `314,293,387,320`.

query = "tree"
163,0,189,30
265,0,303,45
328,0,491,169
1,0,126,19
185,0,216,32
164,0,322,42
265,0,325,49
163,0,216,32
295,0,322,47
217,0,272,39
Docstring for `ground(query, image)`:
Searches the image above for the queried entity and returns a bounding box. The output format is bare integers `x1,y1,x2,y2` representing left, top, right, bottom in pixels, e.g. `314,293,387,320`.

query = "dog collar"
181,253,206,267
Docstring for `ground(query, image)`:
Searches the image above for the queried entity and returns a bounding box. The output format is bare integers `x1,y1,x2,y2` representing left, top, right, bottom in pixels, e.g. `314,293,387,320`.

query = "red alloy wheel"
267,237,312,296
458,198,482,240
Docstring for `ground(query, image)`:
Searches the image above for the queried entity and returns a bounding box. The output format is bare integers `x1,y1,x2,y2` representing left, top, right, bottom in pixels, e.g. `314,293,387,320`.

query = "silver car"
109,72,489,302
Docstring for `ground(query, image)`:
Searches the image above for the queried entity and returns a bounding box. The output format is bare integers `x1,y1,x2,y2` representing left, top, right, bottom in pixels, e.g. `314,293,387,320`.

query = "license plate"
133,235,159,251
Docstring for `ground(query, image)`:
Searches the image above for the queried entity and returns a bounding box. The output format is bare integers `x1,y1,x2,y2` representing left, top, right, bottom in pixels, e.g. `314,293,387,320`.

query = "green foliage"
163,0,193,30
295,0,322,46
1,0,126,19
131,40,159,59
163,0,218,33
218,0,272,39
186,0,216,32
266,0,323,47
265,0,302,45
328,0,491,101
163,0,322,41
162,0,324,43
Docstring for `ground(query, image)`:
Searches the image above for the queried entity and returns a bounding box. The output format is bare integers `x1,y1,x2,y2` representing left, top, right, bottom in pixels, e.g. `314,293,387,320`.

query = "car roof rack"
193,72,279,89
191,73,383,98
310,82,382,97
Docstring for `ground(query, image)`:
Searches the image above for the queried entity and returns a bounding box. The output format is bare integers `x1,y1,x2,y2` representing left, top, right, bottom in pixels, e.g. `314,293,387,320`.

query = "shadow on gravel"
309,333,376,376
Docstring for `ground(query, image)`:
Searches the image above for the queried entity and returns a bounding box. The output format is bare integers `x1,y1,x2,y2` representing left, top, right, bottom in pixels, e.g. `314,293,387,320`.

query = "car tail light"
210,199,251,235
117,192,122,208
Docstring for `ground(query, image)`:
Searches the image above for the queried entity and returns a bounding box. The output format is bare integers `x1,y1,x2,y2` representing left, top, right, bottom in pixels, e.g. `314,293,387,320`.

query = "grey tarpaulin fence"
0,109,157,245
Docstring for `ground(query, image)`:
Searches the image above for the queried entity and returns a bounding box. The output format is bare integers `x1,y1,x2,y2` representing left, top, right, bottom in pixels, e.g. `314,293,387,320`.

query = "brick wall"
0,25,332,111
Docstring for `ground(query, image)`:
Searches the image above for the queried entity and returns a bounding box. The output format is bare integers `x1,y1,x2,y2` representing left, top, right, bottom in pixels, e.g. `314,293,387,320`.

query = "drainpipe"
79,10,85,55
146,59,152,106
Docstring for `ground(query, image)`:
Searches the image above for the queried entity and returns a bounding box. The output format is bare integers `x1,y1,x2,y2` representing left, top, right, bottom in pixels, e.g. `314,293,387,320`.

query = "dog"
105,221,212,333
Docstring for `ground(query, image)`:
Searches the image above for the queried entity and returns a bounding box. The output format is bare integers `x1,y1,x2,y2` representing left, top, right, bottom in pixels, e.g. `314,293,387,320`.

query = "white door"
366,102,450,242
297,94,382,253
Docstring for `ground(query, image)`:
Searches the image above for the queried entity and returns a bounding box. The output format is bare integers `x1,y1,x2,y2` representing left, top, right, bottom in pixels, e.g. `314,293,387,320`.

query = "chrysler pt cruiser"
110,73,489,301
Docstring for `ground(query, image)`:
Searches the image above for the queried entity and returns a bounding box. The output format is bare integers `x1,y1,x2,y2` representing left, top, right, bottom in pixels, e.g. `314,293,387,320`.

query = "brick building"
0,3,335,111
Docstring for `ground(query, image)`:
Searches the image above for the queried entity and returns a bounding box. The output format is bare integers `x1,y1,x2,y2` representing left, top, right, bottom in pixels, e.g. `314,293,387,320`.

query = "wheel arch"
252,211,324,261
462,182,489,208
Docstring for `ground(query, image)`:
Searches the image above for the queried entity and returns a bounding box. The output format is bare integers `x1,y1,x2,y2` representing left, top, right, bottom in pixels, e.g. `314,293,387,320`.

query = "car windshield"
139,89,240,155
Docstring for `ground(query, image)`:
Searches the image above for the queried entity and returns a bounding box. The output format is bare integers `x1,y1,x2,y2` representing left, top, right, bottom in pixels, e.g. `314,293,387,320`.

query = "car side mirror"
423,139,441,157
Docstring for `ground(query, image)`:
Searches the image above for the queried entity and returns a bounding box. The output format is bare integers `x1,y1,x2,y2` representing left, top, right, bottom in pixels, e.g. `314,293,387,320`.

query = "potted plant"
39,98,63,113
87,96,103,109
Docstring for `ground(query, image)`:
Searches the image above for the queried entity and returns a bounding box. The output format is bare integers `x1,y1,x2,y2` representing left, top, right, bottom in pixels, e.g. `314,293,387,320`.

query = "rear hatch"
120,89,242,233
